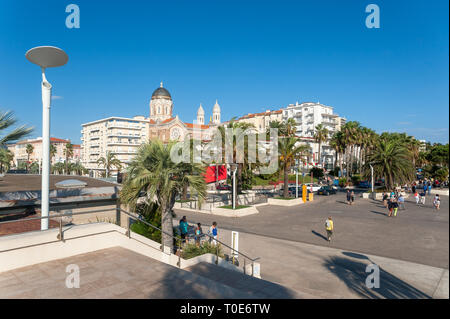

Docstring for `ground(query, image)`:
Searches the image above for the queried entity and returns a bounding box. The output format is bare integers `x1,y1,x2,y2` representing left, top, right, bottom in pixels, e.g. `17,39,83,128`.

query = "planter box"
362,192,370,199
267,197,304,206
370,192,383,200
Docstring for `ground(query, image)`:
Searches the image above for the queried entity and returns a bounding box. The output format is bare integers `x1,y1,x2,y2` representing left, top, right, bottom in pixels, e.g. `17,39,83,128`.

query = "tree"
0,110,33,145
278,136,310,198
64,143,73,174
329,131,346,176
120,139,206,252
97,151,122,177
0,148,14,173
26,144,34,171
363,139,415,190
52,162,65,175
217,119,255,196
314,124,329,167
50,144,57,165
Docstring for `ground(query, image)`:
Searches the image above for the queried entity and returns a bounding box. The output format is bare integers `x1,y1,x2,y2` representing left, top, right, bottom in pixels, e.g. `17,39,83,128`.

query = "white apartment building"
81,116,150,177
282,102,346,169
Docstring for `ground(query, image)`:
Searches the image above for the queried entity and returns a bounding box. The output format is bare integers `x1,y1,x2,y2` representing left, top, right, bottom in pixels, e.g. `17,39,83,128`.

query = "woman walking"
325,216,334,242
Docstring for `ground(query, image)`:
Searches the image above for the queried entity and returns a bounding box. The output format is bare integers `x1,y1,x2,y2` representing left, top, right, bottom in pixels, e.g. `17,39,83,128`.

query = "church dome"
151,82,172,100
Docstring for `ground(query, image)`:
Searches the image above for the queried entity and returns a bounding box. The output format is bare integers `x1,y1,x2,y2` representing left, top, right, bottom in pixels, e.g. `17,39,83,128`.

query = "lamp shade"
26,46,68,68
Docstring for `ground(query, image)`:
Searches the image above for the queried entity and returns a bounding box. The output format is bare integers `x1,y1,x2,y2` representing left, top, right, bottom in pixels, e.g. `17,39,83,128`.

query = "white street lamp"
370,164,374,193
26,46,68,230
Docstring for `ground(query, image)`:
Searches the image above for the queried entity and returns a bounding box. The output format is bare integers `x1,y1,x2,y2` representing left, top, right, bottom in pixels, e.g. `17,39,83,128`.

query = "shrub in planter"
181,242,224,260
338,177,347,187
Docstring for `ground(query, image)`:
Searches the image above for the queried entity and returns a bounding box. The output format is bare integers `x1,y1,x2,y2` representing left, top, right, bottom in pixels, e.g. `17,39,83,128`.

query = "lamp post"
370,164,374,193
26,46,68,230
232,165,237,210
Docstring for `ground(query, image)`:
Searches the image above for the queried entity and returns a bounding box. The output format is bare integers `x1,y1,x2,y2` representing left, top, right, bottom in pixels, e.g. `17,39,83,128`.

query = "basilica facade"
148,82,221,142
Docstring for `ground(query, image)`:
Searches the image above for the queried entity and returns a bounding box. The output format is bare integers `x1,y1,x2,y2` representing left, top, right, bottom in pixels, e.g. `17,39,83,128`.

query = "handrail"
120,208,260,263
0,207,260,275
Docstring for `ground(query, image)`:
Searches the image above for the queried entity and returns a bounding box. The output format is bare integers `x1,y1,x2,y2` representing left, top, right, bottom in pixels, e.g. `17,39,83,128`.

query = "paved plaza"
0,247,304,299
175,191,449,269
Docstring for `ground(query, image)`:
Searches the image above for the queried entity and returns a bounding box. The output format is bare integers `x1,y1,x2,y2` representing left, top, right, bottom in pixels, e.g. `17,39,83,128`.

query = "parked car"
216,184,231,191
358,181,371,188
287,186,311,197
317,186,337,196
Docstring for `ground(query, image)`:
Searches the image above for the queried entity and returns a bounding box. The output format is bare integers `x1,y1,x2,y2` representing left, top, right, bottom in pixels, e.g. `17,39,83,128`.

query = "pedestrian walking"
433,195,441,210
414,191,420,205
398,195,405,210
427,181,432,195
350,191,355,205
412,183,416,194
194,223,203,246
346,190,351,205
387,199,394,217
325,216,334,242
420,191,426,205
423,184,428,196
179,216,189,244
392,199,399,217
382,192,389,207
208,222,218,245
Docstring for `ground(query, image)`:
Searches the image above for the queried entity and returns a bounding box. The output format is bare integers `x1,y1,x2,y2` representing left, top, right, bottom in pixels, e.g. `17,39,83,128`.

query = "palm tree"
70,161,86,176
0,110,33,145
364,139,415,190
314,124,329,167
0,148,14,173
52,162,65,175
26,144,34,171
120,139,206,252
267,118,297,137
278,136,310,198
50,144,57,166
217,119,255,196
64,143,73,174
97,151,122,177
329,131,345,176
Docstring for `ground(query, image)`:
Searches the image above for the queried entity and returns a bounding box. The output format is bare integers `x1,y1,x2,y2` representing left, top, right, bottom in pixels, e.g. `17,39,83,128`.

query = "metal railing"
0,207,260,276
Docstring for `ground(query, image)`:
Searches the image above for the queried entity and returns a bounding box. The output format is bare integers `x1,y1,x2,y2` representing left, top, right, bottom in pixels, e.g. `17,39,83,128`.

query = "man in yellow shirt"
325,216,334,242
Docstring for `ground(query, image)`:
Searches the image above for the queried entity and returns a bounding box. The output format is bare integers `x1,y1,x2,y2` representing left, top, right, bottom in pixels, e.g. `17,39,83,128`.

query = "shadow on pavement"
324,254,431,299
370,210,387,216
311,230,328,242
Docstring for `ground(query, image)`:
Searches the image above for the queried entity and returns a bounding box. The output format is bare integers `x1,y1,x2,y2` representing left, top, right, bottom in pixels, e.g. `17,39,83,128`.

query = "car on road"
317,186,337,196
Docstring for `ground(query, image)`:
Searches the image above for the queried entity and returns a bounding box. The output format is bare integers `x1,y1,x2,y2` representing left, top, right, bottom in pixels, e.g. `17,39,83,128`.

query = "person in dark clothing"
387,200,394,217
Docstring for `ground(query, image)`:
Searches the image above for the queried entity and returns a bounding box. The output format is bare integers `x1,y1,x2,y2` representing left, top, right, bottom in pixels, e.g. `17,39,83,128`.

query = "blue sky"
0,0,448,144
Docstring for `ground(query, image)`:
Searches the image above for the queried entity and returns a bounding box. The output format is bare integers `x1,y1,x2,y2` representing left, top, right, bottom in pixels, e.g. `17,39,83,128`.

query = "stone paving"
0,246,300,299
175,191,449,269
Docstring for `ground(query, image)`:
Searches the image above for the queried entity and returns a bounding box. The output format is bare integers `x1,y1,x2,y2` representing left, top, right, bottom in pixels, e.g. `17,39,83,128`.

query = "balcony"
107,123,141,130
107,133,141,138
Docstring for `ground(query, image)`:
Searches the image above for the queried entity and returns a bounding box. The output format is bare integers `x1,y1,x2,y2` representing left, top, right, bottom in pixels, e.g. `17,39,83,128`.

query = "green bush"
181,242,224,260
130,203,162,243
338,177,347,187
351,174,362,185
